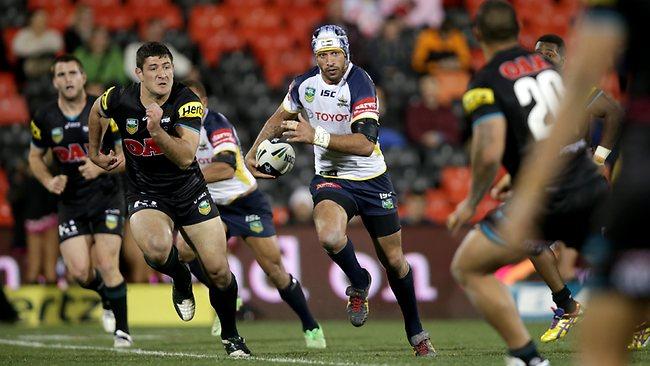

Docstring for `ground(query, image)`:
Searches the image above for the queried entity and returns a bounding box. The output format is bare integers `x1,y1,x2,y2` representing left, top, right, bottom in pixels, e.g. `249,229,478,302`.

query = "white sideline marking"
0,338,378,366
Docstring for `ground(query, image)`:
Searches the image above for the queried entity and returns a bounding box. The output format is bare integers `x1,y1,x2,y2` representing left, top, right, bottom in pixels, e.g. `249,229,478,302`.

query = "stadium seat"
435,70,470,106
440,166,471,205
0,168,8,195
46,6,75,32
94,6,135,32
188,5,232,44
78,0,120,7
0,73,18,98
28,0,70,11
0,199,13,228
425,189,454,225
0,95,29,125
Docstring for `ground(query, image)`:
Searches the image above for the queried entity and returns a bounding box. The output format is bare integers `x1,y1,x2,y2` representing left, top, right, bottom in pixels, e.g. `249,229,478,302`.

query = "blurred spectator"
288,186,313,224
74,27,127,95
405,75,460,149
64,5,94,54
411,17,471,74
322,0,369,69
381,0,445,29
400,189,433,226
376,86,407,148
366,15,414,84
124,19,193,82
12,10,64,80
343,0,384,37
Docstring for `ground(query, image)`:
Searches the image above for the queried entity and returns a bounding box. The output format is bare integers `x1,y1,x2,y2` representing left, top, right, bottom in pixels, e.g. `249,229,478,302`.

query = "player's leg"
93,233,130,346
451,229,546,365
579,292,645,366
181,216,250,356
121,221,152,283
42,225,59,284
530,246,581,343
129,208,194,321
24,227,45,284
555,242,580,282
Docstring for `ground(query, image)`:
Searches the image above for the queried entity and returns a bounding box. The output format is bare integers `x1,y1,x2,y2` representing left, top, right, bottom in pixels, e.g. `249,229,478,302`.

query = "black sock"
188,259,211,287
552,285,576,313
327,239,369,289
387,267,423,339
208,273,240,339
278,275,319,331
509,341,542,364
105,281,129,334
145,246,191,291
80,269,110,309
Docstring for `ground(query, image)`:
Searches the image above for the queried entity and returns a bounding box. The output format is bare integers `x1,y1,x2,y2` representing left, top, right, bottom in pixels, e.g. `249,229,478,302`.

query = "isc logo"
124,138,163,156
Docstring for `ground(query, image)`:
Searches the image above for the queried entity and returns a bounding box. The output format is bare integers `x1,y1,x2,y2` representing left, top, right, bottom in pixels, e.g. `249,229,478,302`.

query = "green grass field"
0,320,647,365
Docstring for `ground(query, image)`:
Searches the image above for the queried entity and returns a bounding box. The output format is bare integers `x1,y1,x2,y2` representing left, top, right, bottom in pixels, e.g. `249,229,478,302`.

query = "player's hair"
184,79,207,100
537,34,565,55
475,0,519,44
136,42,173,69
51,54,84,77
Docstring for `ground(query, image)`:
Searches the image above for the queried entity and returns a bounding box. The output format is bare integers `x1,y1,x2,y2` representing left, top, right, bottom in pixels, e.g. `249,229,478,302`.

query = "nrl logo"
126,118,138,134
305,87,316,103
198,200,211,215
105,214,119,230
51,127,64,144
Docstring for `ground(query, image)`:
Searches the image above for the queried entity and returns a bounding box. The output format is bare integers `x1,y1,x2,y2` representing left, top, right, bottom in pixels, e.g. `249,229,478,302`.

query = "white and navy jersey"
197,110,256,205
282,62,387,180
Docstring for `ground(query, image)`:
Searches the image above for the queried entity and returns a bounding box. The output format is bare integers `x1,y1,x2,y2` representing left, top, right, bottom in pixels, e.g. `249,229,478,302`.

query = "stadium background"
0,0,621,325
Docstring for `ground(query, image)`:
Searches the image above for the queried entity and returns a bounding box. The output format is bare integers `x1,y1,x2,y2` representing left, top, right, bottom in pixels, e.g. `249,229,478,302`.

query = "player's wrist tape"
313,126,330,148
593,145,611,165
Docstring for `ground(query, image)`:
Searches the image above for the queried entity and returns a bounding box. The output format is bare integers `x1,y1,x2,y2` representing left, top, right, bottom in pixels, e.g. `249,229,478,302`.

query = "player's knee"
450,254,471,286
382,251,407,274
140,238,172,264
94,255,117,277
69,266,91,284
203,261,231,288
316,227,346,252
261,261,288,288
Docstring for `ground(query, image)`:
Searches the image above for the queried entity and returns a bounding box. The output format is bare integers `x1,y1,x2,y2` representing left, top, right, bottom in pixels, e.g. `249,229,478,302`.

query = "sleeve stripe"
177,124,200,134
473,112,505,127
351,112,379,123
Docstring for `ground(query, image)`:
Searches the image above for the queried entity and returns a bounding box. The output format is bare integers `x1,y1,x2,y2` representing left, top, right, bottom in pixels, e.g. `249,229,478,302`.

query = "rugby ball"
256,138,295,177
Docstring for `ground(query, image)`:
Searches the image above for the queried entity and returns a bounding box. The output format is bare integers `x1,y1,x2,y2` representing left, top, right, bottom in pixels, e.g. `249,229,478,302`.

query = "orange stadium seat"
0,199,13,228
440,166,471,205
0,169,8,195
425,189,454,225
0,73,18,98
0,95,29,125
189,5,233,44
28,0,71,11
78,0,121,7
435,70,470,106
200,32,245,67
94,6,135,32
46,6,75,32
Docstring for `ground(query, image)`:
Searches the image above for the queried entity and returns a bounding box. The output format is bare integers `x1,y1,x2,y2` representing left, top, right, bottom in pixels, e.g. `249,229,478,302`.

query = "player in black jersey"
445,2,608,365
506,1,650,364
28,55,131,347
87,42,250,357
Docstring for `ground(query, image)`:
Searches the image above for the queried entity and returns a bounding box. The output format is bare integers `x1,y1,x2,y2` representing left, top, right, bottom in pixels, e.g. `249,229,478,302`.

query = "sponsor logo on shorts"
305,87,316,103
105,214,119,230
381,198,394,210
58,220,79,238
126,118,138,134
133,200,157,209
315,182,342,190
198,200,211,215
51,127,64,144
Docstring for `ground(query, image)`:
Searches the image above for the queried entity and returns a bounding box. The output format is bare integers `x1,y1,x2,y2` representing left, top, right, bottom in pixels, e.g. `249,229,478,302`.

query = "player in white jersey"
175,81,326,349
244,25,435,357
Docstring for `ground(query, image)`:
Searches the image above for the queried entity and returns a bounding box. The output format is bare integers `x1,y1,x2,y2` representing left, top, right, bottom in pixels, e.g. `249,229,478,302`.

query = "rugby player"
504,1,650,364
28,55,131,347
244,25,435,357
87,42,250,357
446,1,608,364
176,80,326,349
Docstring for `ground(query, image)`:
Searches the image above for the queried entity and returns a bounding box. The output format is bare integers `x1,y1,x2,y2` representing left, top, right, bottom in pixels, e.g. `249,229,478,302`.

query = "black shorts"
590,125,650,299
479,175,608,250
217,189,276,239
309,172,401,238
58,192,125,242
127,187,219,227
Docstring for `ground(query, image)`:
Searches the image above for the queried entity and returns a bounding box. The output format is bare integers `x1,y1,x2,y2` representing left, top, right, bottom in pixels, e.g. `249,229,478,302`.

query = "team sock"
104,281,129,334
327,239,369,289
145,246,191,291
552,285,577,313
278,275,319,331
509,340,542,364
387,267,423,339
80,269,110,309
187,259,211,287
208,273,240,339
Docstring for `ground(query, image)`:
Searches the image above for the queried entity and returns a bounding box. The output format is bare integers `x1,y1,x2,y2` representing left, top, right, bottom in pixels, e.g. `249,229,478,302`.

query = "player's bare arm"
504,17,624,248
245,105,296,178
587,91,623,166
447,116,506,234
28,144,67,195
201,151,236,183
88,98,123,171
145,102,198,170
281,113,375,156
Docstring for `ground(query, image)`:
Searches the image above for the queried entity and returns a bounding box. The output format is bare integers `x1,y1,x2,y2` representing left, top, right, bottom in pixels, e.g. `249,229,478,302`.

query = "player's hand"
281,113,315,144
90,150,124,172
145,103,163,133
491,174,512,201
46,175,67,195
78,157,104,180
244,150,276,179
447,199,475,236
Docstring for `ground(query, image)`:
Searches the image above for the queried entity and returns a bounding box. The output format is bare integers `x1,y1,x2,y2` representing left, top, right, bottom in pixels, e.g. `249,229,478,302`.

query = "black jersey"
462,46,600,192
30,95,121,205
98,82,206,198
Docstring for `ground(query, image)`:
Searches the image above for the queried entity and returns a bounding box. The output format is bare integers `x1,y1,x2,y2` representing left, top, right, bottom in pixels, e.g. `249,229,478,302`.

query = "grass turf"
0,320,647,365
